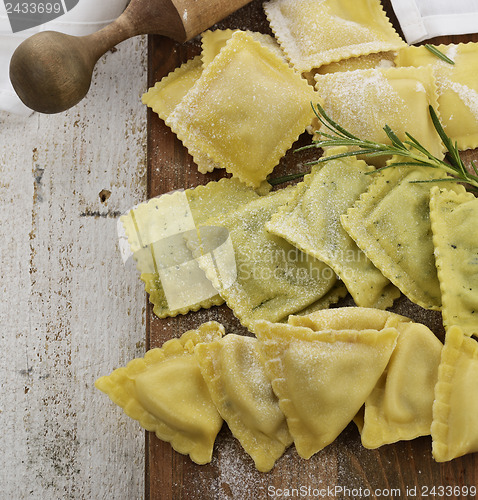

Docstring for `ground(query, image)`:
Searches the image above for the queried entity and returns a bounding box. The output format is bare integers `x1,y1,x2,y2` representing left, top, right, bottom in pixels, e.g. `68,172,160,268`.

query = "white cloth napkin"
0,0,128,115
390,0,478,44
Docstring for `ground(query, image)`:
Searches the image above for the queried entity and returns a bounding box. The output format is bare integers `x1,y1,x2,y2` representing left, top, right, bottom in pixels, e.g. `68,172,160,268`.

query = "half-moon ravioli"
430,187,478,337
432,326,478,462
288,306,442,446
94,321,225,465
288,306,410,331
254,320,398,459
195,334,292,471
359,321,443,448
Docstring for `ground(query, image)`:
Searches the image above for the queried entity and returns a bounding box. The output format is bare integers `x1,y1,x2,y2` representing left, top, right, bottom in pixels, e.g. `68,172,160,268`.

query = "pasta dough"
430,187,478,337
359,322,443,448
120,178,260,318
314,51,396,75
341,165,466,310
395,42,478,151
190,188,337,329
432,326,478,462
288,306,410,331
264,0,405,73
290,282,349,317
314,66,443,161
266,150,397,308
95,321,225,465
142,56,221,174
288,307,442,448
167,31,317,188
142,56,203,123
255,320,398,459
195,334,292,471
201,29,286,67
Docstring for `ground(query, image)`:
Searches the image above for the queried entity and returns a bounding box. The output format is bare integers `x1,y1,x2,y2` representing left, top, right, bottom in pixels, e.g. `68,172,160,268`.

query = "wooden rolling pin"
9,0,252,114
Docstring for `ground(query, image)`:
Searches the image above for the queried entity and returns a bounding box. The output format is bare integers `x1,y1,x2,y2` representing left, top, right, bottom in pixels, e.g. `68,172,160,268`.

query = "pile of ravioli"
96,308,478,471
97,0,478,471
102,167,478,468
143,0,478,186
119,155,478,331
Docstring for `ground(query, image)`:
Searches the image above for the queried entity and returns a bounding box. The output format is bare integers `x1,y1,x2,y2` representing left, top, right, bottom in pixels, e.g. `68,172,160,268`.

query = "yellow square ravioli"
201,29,286,67
432,326,478,462
142,56,203,123
314,51,396,75
396,43,478,151
264,0,405,73
313,66,443,161
166,31,317,188
95,322,225,465
430,187,478,337
141,56,219,174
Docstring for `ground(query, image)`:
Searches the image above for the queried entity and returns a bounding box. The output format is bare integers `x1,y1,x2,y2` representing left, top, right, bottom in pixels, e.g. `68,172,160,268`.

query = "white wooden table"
0,37,148,499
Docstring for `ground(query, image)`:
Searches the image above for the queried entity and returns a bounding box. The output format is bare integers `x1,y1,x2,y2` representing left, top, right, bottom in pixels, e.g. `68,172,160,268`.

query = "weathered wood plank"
0,37,148,499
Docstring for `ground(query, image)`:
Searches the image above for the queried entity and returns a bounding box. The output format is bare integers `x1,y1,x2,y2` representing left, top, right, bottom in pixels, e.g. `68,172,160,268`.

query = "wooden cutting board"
145,2,478,498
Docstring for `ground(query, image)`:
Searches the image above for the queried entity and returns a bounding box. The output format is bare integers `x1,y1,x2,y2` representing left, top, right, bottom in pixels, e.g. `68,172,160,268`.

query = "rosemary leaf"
313,102,360,140
305,149,379,165
429,105,454,153
471,160,478,177
409,177,465,184
403,132,436,160
268,172,305,185
424,44,455,65
385,160,434,168
383,125,406,149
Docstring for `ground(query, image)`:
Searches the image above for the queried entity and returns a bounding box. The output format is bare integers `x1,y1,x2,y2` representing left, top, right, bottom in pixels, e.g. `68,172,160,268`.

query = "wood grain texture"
1,37,147,499
146,2,478,499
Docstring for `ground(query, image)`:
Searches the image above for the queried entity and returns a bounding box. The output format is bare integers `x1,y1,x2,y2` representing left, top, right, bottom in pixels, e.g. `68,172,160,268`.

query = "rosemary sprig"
297,103,478,192
424,44,455,65
268,172,306,185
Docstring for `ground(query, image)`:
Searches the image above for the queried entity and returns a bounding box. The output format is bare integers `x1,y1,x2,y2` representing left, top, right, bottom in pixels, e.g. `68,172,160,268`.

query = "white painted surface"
0,37,148,499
